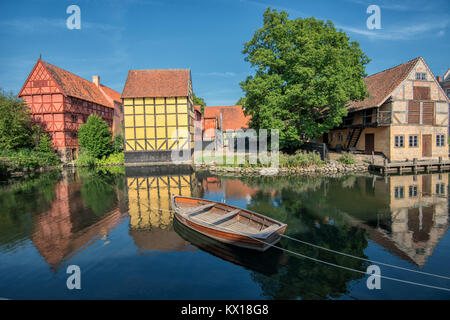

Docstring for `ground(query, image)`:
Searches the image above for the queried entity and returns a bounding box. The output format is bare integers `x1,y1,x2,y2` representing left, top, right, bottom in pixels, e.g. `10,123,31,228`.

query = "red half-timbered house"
18,58,123,161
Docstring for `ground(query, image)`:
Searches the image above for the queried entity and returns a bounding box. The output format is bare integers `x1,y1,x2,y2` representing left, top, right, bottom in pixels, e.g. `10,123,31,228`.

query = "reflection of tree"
245,177,369,300
79,169,118,217
0,170,60,247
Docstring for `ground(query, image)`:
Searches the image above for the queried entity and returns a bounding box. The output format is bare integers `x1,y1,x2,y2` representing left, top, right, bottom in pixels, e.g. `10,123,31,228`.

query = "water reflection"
0,168,448,299
125,165,197,252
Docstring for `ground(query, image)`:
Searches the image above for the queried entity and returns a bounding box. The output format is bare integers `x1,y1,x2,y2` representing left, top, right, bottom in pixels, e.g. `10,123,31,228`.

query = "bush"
75,151,96,167
279,150,323,168
113,134,124,153
95,152,124,166
78,115,113,159
336,153,355,165
0,149,59,174
38,133,54,153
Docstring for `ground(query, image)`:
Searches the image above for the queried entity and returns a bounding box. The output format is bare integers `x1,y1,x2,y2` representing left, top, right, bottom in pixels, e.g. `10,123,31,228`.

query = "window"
409,135,418,147
416,72,427,80
436,134,445,147
395,135,404,147
71,132,77,139
394,186,404,199
436,183,445,195
409,185,418,198
331,133,335,141
71,114,77,122
338,132,343,142
447,89,450,99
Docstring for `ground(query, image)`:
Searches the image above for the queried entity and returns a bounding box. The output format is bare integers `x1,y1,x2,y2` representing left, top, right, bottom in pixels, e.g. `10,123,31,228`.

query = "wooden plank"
210,209,240,225
183,203,216,216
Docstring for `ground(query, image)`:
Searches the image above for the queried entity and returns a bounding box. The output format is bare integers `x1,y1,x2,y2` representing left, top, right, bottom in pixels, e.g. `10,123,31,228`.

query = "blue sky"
0,0,448,105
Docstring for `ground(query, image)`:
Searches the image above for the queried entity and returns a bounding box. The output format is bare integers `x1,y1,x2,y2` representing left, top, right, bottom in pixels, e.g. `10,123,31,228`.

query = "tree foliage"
78,115,113,159
240,9,369,151
0,90,34,150
193,93,206,114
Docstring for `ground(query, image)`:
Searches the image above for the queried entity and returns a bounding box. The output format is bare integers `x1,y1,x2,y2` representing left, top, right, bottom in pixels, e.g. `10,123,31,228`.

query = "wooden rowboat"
171,195,287,252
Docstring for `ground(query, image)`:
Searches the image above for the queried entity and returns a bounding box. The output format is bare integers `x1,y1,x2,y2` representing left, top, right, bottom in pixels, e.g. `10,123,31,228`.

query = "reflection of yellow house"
364,174,449,267
121,69,195,164
126,169,194,230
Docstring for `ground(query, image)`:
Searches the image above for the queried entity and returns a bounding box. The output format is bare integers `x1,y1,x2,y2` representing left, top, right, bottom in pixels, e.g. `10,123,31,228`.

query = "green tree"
236,97,246,106
38,133,54,153
193,93,206,114
78,115,113,159
0,90,34,150
113,134,124,153
240,9,369,151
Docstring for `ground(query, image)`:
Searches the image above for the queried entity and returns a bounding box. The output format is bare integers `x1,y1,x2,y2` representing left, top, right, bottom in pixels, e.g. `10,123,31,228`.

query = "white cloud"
195,72,238,77
338,20,449,40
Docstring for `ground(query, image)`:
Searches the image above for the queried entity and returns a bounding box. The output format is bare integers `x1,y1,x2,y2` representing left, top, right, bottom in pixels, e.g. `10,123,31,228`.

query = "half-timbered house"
17,58,123,161
121,69,195,164
324,57,450,161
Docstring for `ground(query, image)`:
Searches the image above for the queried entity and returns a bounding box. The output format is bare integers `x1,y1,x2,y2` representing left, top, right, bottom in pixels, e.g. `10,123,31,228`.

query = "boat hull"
172,196,287,252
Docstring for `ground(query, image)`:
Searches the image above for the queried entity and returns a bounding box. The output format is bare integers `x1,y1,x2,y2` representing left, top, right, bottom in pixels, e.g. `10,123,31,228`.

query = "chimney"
436,75,442,82
92,75,100,87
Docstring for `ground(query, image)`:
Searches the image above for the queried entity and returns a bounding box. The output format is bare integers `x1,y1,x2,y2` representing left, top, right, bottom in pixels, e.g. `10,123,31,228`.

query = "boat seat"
183,203,216,216
209,209,240,225
258,224,280,237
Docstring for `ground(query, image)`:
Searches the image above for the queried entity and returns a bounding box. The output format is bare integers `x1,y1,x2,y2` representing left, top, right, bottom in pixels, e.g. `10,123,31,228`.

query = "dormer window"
416,72,427,80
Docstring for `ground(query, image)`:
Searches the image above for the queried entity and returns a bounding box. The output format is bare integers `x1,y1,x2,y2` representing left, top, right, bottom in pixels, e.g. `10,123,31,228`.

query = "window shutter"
422,102,434,125
408,101,420,124
413,86,430,100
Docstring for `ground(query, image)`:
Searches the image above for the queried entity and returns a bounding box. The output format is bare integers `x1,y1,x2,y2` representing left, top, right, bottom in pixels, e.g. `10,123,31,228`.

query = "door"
365,134,374,155
422,134,432,157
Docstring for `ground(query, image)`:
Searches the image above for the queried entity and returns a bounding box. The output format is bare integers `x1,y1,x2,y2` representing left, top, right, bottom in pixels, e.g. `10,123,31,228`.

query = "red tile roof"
100,84,121,104
121,69,191,98
348,57,420,112
204,105,251,131
194,105,202,114
41,60,119,108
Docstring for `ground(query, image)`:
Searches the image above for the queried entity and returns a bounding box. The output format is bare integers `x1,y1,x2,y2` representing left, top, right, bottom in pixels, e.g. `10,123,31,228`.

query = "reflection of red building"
201,177,257,199
32,176,127,270
17,58,123,161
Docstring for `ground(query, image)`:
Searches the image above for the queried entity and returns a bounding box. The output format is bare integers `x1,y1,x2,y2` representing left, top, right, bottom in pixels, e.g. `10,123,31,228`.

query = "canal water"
0,166,449,299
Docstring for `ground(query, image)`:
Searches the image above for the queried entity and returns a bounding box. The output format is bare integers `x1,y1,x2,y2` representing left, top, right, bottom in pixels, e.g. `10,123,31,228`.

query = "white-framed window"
409,185,418,198
436,134,445,147
447,89,450,99
394,135,404,147
436,183,445,195
409,135,419,147
395,186,404,199
416,72,427,80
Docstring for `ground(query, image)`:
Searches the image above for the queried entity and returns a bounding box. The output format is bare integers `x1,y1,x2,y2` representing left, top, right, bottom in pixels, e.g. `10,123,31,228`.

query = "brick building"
17,58,123,161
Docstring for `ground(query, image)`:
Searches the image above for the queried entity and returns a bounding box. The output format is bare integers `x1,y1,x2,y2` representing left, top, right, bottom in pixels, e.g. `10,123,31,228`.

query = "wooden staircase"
346,128,362,150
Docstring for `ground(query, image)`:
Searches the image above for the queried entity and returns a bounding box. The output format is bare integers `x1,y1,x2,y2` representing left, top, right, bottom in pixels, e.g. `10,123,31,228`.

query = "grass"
195,150,324,168
336,153,356,165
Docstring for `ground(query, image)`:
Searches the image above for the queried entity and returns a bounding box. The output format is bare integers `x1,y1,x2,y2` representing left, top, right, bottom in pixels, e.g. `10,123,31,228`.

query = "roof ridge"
365,56,420,79
42,60,119,94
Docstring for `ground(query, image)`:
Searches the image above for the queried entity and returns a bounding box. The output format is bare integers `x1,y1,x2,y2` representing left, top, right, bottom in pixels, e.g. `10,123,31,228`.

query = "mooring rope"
141,204,450,292
280,234,450,280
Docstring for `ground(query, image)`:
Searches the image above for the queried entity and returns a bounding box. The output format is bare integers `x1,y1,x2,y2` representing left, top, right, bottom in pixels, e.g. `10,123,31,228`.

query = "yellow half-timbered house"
121,69,195,164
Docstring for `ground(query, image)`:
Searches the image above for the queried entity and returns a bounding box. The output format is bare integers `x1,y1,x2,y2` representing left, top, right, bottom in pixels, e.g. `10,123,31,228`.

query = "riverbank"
194,160,370,177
